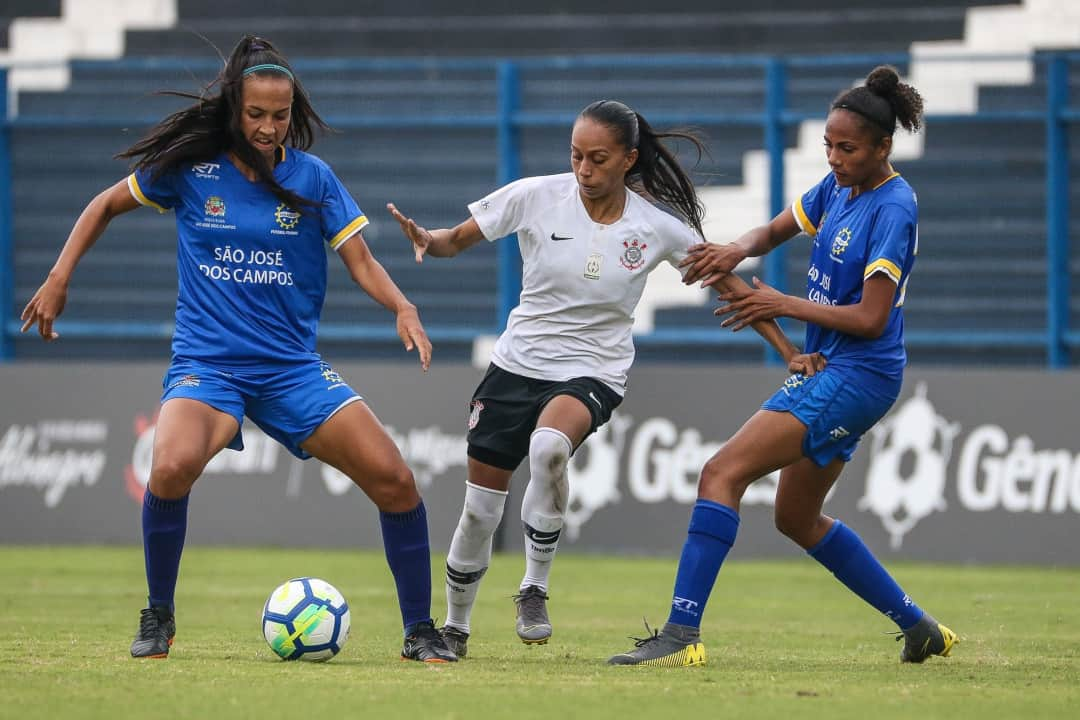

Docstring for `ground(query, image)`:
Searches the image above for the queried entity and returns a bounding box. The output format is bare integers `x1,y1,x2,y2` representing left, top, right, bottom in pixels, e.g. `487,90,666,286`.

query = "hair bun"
865,65,900,97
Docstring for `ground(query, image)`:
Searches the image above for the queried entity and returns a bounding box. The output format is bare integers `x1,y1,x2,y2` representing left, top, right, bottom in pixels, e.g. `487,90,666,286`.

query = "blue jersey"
792,171,918,377
128,148,368,366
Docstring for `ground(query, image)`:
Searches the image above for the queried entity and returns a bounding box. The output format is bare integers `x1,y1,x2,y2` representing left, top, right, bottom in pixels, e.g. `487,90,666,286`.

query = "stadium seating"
6,0,1077,365
121,1,1017,57
0,1,60,50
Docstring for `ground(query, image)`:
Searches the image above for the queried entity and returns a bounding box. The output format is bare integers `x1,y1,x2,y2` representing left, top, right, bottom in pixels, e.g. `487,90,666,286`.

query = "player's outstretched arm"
20,179,140,341
681,208,802,287
336,231,432,371
386,203,485,262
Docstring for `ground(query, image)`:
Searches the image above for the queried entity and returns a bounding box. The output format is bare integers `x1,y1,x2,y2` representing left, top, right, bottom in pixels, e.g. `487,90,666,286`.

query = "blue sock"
379,501,433,634
141,489,189,611
667,500,740,629
808,520,924,630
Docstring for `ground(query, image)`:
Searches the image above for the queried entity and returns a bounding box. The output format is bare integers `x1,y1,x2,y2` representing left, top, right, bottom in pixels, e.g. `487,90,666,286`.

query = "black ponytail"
579,100,708,238
117,35,330,210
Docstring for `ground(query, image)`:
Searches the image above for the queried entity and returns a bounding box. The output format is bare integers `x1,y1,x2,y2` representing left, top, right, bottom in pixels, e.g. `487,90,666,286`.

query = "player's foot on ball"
401,620,459,663
438,625,469,659
898,613,958,663
130,606,175,659
513,585,551,644
607,621,706,667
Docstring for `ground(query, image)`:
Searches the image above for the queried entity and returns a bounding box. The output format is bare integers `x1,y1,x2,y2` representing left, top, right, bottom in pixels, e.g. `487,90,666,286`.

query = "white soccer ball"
262,577,351,661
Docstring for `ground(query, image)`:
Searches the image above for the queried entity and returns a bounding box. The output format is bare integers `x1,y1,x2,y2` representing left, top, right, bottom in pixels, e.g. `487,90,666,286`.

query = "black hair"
578,100,708,238
117,35,329,210
831,65,925,143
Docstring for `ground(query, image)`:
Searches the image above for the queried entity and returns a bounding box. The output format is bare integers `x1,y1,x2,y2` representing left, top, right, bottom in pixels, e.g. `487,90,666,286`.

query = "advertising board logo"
859,383,959,549
0,420,109,507
860,382,1080,550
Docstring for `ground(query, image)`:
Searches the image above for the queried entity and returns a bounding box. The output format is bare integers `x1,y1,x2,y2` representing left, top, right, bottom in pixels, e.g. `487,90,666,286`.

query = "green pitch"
2,546,1077,720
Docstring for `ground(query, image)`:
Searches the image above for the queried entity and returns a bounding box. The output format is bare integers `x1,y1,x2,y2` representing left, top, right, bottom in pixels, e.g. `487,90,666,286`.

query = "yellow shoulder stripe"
792,199,817,237
330,215,370,250
127,174,167,214
865,258,902,284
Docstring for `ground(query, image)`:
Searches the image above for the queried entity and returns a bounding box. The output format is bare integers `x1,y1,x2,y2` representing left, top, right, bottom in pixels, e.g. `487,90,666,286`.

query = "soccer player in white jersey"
388,99,824,657
609,67,958,667
19,35,458,664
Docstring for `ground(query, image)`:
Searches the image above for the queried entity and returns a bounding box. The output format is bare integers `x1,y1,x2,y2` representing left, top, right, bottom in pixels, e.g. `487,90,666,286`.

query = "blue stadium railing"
1,51,1077,365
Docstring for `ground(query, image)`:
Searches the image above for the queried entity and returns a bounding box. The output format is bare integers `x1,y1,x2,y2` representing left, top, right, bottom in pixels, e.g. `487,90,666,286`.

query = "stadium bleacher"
4,0,1077,365
0,1,61,51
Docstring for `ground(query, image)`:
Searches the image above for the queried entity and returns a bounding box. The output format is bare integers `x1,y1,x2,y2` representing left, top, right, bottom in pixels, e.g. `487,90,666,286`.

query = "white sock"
445,481,507,634
520,427,572,592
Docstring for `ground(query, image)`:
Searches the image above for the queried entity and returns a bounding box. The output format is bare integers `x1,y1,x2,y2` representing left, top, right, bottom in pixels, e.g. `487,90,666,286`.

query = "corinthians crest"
467,400,484,430
619,238,647,271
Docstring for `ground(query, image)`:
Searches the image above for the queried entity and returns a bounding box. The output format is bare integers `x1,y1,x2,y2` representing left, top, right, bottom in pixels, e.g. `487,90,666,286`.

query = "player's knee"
148,454,202,497
774,505,814,545
700,454,725,484
529,427,572,480
699,454,748,497
459,485,505,540
366,463,417,510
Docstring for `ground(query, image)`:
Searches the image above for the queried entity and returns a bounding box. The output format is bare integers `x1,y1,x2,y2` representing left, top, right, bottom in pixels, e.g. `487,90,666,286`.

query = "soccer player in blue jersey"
609,66,958,666
19,35,457,663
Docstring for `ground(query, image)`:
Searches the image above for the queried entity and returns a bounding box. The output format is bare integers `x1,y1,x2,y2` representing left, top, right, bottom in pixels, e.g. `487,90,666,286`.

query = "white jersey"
468,173,699,395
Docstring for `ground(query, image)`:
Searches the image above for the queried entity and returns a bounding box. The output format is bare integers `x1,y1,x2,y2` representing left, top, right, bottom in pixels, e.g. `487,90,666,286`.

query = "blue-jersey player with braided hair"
609,65,958,667
20,34,458,664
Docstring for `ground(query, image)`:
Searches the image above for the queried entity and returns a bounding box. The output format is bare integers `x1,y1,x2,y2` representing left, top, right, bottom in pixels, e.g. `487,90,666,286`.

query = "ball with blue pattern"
262,577,351,661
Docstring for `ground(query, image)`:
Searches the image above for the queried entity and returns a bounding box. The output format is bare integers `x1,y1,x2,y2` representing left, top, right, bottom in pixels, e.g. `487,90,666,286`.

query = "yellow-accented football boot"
608,621,706,667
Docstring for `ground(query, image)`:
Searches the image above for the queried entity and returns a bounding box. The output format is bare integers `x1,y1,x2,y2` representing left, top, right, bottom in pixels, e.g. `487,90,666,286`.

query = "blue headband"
242,63,294,81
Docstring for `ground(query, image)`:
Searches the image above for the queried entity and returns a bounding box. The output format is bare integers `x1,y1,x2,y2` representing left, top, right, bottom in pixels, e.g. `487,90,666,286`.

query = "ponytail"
579,100,708,237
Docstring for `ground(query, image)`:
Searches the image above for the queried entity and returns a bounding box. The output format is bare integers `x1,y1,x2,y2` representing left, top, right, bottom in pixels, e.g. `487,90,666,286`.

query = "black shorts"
466,364,623,471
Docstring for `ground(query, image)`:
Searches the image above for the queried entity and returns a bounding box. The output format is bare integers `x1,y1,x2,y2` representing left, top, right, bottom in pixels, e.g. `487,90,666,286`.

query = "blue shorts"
761,363,901,467
161,357,363,459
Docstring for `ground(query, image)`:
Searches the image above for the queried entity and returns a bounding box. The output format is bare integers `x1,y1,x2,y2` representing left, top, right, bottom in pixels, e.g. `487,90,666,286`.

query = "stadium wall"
1,362,1078,565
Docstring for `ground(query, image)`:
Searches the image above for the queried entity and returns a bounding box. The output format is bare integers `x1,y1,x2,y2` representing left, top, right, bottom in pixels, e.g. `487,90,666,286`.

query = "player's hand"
386,202,432,264
395,304,432,371
714,276,789,331
787,352,827,377
680,242,747,287
19,275,68,341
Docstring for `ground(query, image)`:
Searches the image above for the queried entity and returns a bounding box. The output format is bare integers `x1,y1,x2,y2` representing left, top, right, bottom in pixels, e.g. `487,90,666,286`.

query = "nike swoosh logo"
550,233,573,241
588,392,601,406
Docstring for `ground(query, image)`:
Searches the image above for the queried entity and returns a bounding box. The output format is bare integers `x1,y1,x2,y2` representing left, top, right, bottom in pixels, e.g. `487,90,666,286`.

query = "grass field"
2,546,1077,720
